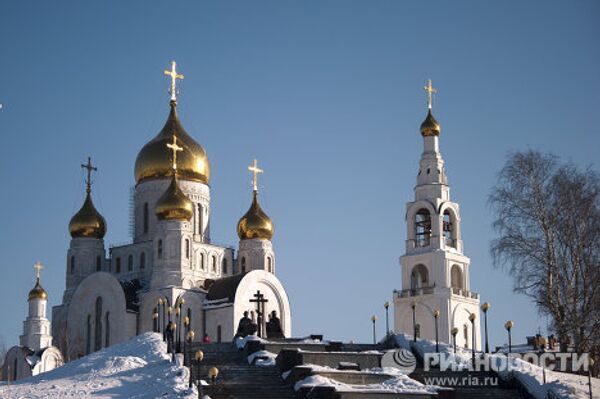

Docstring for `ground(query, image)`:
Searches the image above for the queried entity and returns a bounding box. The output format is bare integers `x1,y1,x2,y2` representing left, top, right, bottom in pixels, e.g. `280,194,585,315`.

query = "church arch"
157,240,163,259
211,254,217,272
94,296,103,351
410,264,429,290
267,256,273,273
143,202,149,234
105,312,110,347
140,252,146,270
185,239,190,260
450,264,463,289
415,209,432,247
128,255,133,272
241,257,246,273
70,256,75,274
86,314,91,354
222,258,228,274
116,257,121,273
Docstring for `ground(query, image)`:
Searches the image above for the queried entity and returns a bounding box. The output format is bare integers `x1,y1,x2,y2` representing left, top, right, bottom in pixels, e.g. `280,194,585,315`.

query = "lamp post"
481,302,490,354
208,367,219,385
184,315,190,351
469,313,476,367
411,300,417,343
504,320,514,353
384,302,390,336
451,327,458,354
588,357,594,399
177,298,185,353
433,310,440,353
190,349,203,389
168,322,177,362
158,298,165,340
371,315,377,344
186,330,195,367
153,310,159,333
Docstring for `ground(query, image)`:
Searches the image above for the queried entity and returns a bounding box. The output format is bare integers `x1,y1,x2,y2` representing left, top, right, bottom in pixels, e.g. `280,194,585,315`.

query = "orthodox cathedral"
50,62,292,360
393,81,481,350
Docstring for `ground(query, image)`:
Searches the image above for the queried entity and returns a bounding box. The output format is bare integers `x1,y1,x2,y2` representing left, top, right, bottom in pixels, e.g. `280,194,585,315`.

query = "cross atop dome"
81,157,97,194
248,159,263,192
34,261,43,281
164,61,184,102
424,79,437,110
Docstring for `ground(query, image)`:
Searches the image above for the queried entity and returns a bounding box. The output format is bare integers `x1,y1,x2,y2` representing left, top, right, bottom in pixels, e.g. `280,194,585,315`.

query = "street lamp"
481,302,490,354
371,315,377,344
384,302,390,336
158,298,165,341
504,320,514,353
153,311,159,333
168,322,177,362
411,300,417,343
208,367,219,385
186,330,195,367
469,313,476,367
433,310,440,353
451,327,459,354
190,349,203,391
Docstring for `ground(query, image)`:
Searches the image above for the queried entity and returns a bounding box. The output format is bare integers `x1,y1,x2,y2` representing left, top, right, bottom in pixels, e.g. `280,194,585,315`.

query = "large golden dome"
237,191,274,240
69,193,107,239
155,173,194,221
135,101,210,184
420,109,441,137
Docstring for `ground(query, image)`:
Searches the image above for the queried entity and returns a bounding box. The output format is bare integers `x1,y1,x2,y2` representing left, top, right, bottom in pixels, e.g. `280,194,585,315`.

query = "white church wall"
205,305,234,343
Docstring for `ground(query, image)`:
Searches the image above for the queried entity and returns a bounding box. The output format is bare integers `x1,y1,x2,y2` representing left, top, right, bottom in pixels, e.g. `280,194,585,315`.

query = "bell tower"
393,81,481,350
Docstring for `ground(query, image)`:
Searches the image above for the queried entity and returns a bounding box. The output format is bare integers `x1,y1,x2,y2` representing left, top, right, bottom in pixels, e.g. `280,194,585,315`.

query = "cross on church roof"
166,134,184,172
424,79,437,110
248,159,263,192
164,61,184,102
81,157,97,194
34,261,43,281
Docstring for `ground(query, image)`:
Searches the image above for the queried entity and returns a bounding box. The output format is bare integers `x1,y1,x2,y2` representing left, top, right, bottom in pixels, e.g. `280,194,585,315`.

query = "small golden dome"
420,109,441,137
155,173,194,221
69,193,107,239
28,280,48,301
135,101,210,185
237,191,274,240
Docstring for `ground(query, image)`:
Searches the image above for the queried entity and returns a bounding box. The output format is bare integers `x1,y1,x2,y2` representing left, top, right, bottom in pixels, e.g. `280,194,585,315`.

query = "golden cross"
248,159,263,192
166,134,184,171
164,61,184,102
34,261,44,280
423,79,437,109
81,157,97,194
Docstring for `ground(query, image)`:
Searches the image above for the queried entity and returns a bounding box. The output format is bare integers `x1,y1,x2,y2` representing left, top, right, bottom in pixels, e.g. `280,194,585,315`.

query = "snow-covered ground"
396,334,599,399
0,332,197,399
294,372,437,395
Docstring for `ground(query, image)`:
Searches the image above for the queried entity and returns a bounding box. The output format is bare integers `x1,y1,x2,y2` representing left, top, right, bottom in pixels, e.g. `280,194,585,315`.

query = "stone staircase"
186,342,295,399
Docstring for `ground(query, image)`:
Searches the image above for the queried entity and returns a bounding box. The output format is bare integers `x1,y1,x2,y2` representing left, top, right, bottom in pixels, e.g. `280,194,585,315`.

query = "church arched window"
451,264,463,290
267,257,273,273
222,258,228,274
105,312,110,347
70,256,75,274
116,257,121,273
128,255,133,272
96,256,101,271
185,239,190,259
140,252,145,270
410,264,429,290
143,203,149,234
157,240,163,259
94,297,103,351
241,257,246,273
415,209,432,247
212,255,217,272
443,210,455,247
200,253,205,270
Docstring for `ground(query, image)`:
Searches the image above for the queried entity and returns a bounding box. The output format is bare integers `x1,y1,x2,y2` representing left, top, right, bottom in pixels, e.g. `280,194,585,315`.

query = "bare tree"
489,150,600,357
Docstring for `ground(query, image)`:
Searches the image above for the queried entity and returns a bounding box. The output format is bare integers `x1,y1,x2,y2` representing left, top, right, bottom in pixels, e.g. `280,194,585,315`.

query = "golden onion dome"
237,191,274,240
135,101,210,185
420,109,441,137
28,279,48,301
155,173,194,221
69,193,107,239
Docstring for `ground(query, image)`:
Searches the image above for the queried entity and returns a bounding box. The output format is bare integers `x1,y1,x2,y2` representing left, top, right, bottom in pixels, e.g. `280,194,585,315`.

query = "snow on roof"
0,332,195,399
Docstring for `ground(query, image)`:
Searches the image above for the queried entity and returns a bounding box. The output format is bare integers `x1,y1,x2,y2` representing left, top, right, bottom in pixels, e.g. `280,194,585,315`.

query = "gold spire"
155,134,194,221
237,159,274,240
164,61,184,102
248,159,263,192
420,79,441,136
28,261,48,301
69,158,107,238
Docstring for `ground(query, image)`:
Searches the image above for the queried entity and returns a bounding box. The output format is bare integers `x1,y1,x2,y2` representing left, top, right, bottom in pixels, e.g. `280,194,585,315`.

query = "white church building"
1,263,64,381
51,63,292,360
393,81,481,350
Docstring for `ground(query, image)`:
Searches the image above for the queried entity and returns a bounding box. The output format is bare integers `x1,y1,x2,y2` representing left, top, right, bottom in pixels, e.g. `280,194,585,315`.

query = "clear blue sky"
0,1,598,349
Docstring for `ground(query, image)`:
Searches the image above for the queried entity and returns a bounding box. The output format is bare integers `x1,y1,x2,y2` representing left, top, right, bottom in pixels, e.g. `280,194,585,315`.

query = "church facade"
393,81,481,350
51,64,291,360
